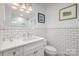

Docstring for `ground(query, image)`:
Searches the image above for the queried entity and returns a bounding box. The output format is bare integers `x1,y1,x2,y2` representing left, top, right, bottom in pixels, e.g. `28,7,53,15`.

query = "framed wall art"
38,13,45,23
59,4,77,21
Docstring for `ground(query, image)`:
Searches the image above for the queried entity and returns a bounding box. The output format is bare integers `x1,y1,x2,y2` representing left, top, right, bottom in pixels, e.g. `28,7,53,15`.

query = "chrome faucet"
27,32,33,39
23,33,27,41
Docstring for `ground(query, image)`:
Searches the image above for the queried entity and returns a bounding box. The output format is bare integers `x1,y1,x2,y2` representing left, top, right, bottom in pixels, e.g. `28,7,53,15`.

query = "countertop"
0,36,44,52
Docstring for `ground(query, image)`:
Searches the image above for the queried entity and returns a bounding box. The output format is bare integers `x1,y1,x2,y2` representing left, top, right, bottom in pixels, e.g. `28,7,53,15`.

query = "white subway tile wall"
47,28,79,56
0,29,28,42
35,28,47,39
65,29,78,56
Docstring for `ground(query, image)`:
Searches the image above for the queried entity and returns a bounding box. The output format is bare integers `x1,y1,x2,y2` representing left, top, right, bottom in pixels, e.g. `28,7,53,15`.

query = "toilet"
45,45,57,56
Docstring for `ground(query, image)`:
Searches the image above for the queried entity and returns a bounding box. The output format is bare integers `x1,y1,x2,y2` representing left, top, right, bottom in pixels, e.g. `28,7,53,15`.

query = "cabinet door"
24,44,44,56
23,39,45,56
34,45,44,56
24,47,35,56
3,47,23,56
0,52,2,56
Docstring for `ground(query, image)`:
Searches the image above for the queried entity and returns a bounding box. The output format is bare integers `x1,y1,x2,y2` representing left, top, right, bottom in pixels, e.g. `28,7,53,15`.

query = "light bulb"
28,6,32,11
11,6,17,10
26,10,30,13
12,3,19,6
20,8,24,12
21,4,26,9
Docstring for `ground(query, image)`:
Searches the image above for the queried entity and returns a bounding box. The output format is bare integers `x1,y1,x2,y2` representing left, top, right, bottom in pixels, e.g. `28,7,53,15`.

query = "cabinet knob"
34,50,38,54
13,52,16,56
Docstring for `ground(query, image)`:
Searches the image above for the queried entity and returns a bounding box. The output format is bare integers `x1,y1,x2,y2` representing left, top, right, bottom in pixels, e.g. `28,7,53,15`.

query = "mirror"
4,4,35,29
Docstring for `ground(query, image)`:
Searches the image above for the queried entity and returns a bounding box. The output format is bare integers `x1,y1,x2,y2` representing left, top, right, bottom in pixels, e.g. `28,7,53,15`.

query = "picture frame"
59,4,77,21
38,13,45,23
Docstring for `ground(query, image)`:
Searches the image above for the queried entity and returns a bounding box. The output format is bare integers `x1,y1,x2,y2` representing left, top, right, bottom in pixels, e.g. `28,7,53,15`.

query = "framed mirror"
4,4,35,29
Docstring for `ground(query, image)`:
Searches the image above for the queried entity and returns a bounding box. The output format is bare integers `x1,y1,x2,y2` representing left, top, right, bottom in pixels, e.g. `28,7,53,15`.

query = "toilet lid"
45,45,57,55
45,45,56,52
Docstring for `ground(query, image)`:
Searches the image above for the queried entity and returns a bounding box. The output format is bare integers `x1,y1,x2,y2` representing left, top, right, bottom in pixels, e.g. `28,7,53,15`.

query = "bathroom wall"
32,3,47,38
0,4,5,29
0,4,5,47
46,3,79,55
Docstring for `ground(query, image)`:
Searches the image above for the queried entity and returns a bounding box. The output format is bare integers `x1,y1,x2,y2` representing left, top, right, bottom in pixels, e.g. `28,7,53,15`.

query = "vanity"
0,36,45,56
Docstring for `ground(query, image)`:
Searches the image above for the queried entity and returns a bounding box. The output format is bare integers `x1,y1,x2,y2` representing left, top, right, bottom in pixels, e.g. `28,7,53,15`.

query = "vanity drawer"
3,47,23,56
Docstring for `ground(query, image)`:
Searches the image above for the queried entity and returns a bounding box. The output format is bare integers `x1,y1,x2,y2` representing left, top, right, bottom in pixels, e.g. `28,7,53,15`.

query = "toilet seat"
45,45,57,55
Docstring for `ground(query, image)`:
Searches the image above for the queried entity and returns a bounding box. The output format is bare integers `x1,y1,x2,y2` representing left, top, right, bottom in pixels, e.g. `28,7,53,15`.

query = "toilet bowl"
45,45,57,56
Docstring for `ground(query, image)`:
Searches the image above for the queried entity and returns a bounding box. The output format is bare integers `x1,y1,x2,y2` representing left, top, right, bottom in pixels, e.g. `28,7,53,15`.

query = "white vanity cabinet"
1,38,45,56
3,47,23,56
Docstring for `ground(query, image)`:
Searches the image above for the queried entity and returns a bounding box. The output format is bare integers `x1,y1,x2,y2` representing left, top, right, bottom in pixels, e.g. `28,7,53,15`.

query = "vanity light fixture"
25,10,30,13
11,3,20,9
11,5,18,10
11,3,32,13
28,6,32,11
